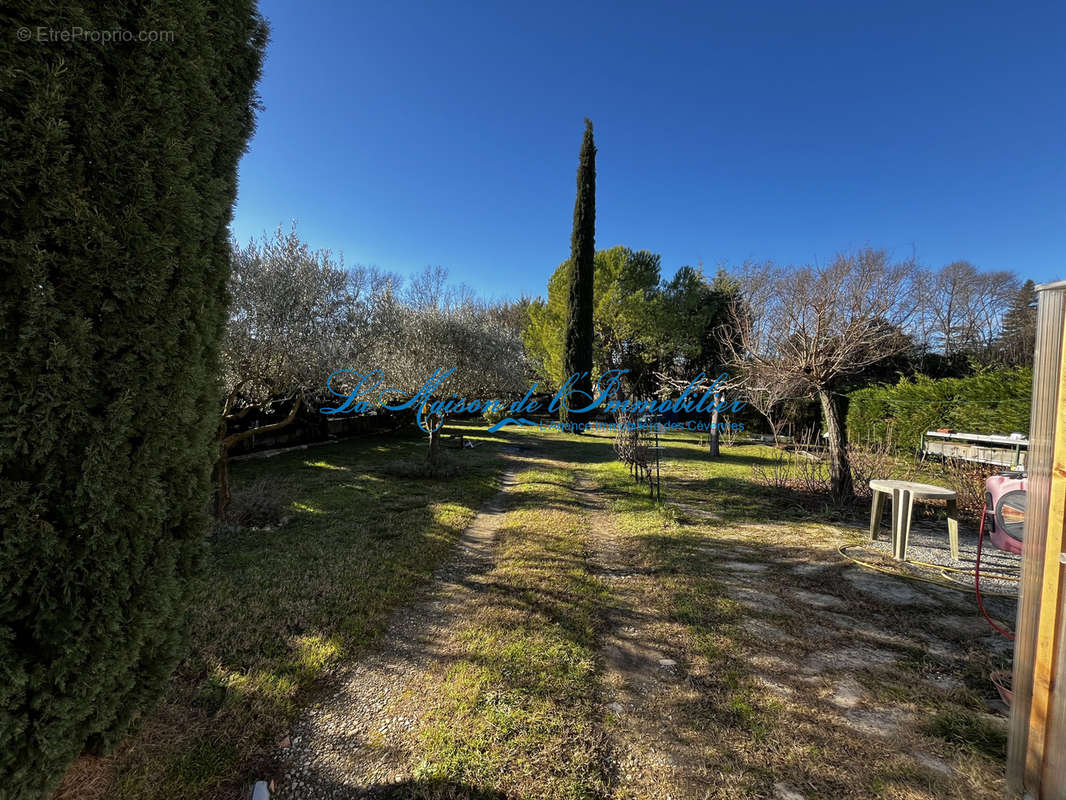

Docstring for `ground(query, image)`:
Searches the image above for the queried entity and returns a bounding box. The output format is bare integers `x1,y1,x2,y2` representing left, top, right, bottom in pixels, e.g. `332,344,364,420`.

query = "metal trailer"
921,430,1029,469
1007,279,1066,799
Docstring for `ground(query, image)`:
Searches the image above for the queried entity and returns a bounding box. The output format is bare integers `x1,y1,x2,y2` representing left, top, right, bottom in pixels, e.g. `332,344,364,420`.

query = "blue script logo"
319,368,745,433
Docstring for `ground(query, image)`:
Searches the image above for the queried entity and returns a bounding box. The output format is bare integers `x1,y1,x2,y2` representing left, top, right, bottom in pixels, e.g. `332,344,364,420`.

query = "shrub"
0,3,266,796
223,480,289,530
847,442,920,499
926,457,1001,522
749,449,793,491
750,436,831,496
847,368,1032,454
483,403,509,426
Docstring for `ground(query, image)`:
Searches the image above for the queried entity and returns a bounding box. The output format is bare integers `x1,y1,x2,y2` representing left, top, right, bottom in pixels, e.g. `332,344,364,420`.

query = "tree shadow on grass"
102,431,530,800
665,472,873,524
563,438,1012,797
602,524,1012,798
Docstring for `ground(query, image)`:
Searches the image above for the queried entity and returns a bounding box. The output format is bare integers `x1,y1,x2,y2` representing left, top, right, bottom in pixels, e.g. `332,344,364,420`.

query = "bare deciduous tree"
737,366,806,446
927,261,1017,360
971,270,1019,359
651,369,739,457
722,249,923,502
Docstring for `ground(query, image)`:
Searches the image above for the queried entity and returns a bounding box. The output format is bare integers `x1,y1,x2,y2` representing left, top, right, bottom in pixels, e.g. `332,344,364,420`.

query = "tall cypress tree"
0,3,266,796
561,119,596,425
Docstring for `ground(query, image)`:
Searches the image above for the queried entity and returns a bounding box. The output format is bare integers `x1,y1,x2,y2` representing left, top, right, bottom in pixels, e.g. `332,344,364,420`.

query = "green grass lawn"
57,426,1011,800
56,421,516,800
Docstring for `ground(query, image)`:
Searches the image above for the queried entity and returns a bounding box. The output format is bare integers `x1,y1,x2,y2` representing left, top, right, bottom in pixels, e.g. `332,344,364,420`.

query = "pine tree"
0,3,266,796
998,279,1038,367
561,119,596,425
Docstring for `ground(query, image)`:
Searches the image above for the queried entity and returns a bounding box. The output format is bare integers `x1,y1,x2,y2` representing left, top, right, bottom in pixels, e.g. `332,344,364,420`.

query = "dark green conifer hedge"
0,3,266,796
847,368,1033,454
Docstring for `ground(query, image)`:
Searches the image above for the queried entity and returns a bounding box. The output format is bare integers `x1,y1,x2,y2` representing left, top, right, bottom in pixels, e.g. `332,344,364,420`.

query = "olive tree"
369,271,528,463
217,226,387,512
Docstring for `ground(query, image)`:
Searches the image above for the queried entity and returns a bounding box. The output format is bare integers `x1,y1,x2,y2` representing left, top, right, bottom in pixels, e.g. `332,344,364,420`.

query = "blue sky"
231,1,1065,300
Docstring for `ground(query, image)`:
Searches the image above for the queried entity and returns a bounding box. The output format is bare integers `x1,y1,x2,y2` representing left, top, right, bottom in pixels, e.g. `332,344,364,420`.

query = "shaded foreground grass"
55,422,513,800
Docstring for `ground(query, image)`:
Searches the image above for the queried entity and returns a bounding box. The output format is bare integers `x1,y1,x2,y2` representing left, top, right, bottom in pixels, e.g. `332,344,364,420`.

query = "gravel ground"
855,522,1021,597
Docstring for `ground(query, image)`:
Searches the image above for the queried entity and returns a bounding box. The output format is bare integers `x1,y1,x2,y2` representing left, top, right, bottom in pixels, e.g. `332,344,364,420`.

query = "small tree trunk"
427,414,443,465
756,409,780,446
213,446,231,517
214,394,303,518
818,387,854,503
708,390,721,457
771,420,786,447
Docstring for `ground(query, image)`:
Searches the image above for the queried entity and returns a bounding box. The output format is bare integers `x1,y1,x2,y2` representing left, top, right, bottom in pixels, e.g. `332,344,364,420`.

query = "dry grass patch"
580,437,1011,800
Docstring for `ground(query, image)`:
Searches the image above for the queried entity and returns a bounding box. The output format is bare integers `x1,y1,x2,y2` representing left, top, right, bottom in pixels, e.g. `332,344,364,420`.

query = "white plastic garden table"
868,479,960,562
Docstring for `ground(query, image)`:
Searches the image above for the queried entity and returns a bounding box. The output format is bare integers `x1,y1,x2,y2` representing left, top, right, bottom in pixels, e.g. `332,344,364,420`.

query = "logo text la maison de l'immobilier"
320,368,745,433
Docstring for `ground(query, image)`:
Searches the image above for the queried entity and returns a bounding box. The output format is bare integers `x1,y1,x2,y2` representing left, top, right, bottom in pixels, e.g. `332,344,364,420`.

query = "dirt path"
577,478,712,799
273,469,519,798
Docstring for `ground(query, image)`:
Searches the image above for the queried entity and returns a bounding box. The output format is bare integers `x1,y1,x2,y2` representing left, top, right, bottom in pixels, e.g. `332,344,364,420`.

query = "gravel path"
857,522,1021,596
272,469,518,799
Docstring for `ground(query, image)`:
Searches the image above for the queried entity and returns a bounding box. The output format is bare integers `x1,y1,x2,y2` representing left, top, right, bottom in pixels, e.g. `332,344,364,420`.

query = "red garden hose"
977,502,1015,640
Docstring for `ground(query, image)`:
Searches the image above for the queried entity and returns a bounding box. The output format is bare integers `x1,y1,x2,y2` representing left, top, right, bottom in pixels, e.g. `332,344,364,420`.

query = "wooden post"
1025,335,1066,786
1008,281,1066,798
